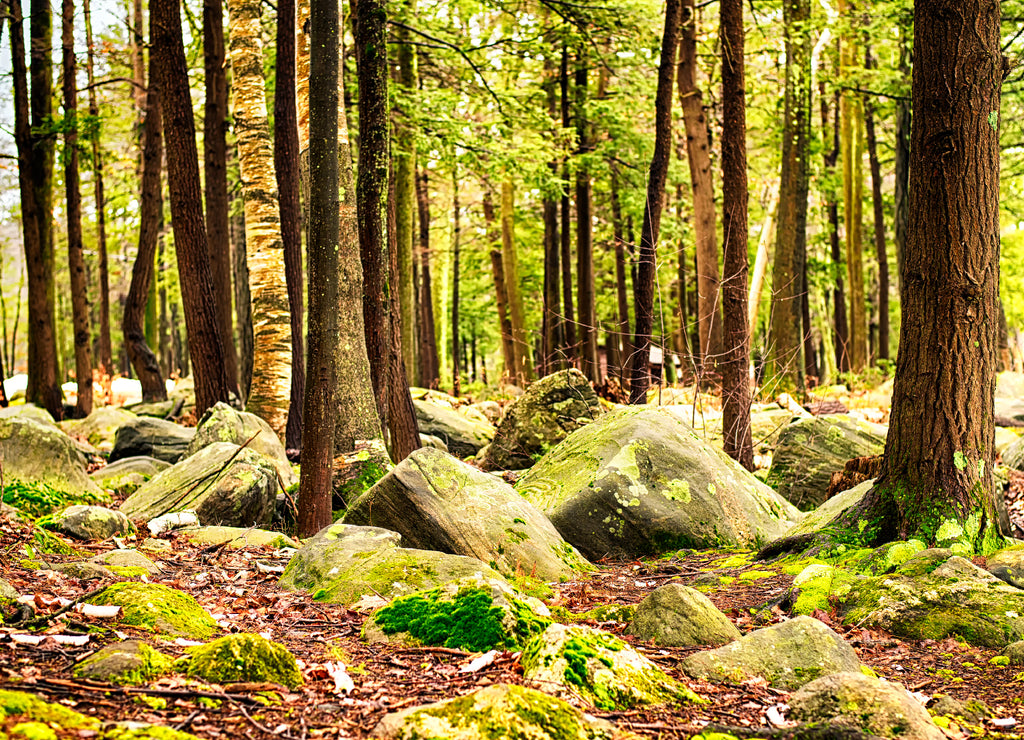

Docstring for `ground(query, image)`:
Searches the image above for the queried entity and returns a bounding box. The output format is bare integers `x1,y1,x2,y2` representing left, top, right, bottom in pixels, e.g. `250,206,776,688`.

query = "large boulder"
765,414,887,510
44,505,133,541
0,416,103,498
120,442,280,528
344,448,591,581
681,616,862,690
62,407,138,453
186,402,295,486
1001,435,1024,471
413,400,494,458
625,583,740,647
109,417,195,464
515,406,801,559
987,545,1024,588
279,522,504,606
478,369,603,471
0,403,56,426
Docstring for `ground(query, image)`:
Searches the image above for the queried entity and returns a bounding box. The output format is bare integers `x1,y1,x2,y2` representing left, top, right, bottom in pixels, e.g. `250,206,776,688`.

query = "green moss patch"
73,640,173,686
182,634,302,689
2,480,108,520
88,583,218,639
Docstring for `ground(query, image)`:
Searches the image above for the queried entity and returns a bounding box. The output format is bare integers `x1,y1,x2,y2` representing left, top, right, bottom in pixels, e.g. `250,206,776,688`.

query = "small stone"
87,582,218,639
183,633,302,689
51,562,116,581
1003,640,1024,665
626,583,740,647
73,640,173,685
929,694,992,723
46,505,133,541
88,549,161,576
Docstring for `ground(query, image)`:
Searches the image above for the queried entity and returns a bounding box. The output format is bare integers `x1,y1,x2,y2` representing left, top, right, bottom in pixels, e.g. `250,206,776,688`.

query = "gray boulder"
0,416,103,498
626,583,740,647
986,545,1024,588
46,505,133,540
681,615,861,690
0,403,57,426
1002,435,1024,471
0,578,19,606
61,407,138,453
516,406,801,559
120,441,280,527
790,672,943,740
178,525,298,549
90,456,170,496
186,402,295,486
413,400,494,458
1003,641,1024,665
765,414,886,510
345,447,591,581
88,549,161,576
479,369,602,471
109,417,195,464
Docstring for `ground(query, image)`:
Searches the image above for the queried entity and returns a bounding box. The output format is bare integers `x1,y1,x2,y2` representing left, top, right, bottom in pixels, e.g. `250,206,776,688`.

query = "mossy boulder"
0,404,56,426
789,672,943,740
73,640,173,685
681,616,861,690
43,505,133,541
1003,640,1024,664
120,442,280,528
332,440,393,508
478,369,603,471
765,415,886,510
986,544,1024,588
521,623,703,711
62,407,139,453
52,561,115,580
0,690,99,730
87,582,218,639
87,549,161,577
0,416,104,500
413,400,495,458
363,577,550,652
181,633,302,689
344,448,591,581
279,522,505,605
369,683,620,740
91,457,170,496
109,417,196,464
625,583,740,647
177,526,298,550
185,402,295,487
516,406,801,559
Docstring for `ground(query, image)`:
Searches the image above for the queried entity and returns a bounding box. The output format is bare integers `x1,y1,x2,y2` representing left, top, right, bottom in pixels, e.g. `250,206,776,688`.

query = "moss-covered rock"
521,623,704,711
789,672,943,740
478,369,603,471
363,577,550,652
516,406,802,559
52,561,116,580
682,616,862,690
177,526,297,550
185,403,295,487
765,415,886,511
62,407,139,453
1003,640,1024,665
412,400,494,458
88,549,161,577
780,480,873,540
0,690,98,729
87,582,218,639
369,683,621,740
42,505,133,541
279,522,505,605
91,457,170,496
344,447,592,581
102,724,203,740
73,640,173,685
0,404,56,426
181,633,302,689
625,583,740,647
0,417,105,504
332,440,393,508
109,417,195,464
120,442,281,528
986,543,1024,588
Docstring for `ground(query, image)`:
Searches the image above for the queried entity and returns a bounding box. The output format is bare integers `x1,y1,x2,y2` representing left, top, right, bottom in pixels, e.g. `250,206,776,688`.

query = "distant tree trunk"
483,191,515,380
575,52,598,383
630,0,681,404
204,0,238,394
541,51,562,375
62,0,93,417
123,38,167,402
276,0,304,449
747,178,779,338
152,0,233,416
502,181,532,384
863,52,889,363
415,169,439,388
720,0,753,470
893,28,911,299
298,0,339,537
609,162,632,383
395,1,419,387
232,207,254,399
83,0,112,377
821,82,849,373
559,45,576,359
678,0,722,368
451,174,462,396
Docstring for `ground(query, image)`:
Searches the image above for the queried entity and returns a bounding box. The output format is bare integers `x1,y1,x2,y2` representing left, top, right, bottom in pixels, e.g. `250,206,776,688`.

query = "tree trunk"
629,0,681,404
821,82,849,373
482,191,515,381
575,52,598,383
542,49,562,376
610,162,632,383
559,45,576,359
416,168,440,388
297,0,340,538
678,0,722,368
231,206,254,400
863,59,889,363
227,0,293,438
451,173,462,396
502,181,532,384
893,28,911,300
395,2,419,387
747,178,780,338
152,0,233,416
720,0,753,470
62,0,93,418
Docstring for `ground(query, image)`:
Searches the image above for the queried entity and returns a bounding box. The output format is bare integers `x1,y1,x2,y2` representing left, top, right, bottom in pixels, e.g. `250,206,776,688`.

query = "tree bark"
610,162,633,383
559,45,576,359
863,55,889,363
394,1,419,387
482,191,515,381
152,0,233,416
821,82,849,373
542,48,562,376
451,173,462,395
720,0,753,470
416,168,440,388
502,181,531,384
575,52,598,383
630,0,681,404
231,205,254,399
893,28,911,300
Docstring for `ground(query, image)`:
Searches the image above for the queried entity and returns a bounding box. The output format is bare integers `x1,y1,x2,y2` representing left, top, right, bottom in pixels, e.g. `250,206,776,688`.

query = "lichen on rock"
180,633,303,689
73,640,173,685
87,583,218,639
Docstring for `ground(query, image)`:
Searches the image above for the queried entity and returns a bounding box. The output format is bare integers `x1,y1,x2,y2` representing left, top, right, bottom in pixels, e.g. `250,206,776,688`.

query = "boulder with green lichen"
515,406,802,560
521,623,704,711
180,633,302,689
91,457,170,497
625,583,740,647
42,505,133,541
120,442,280,528
87,582,218,639
185,402,295,487
682,616,862,690
0,689,100,729
344,447,591,581
73,640,173,685
332,440,393,508
412,400,494,458
1003,641,1024,664
61,407,139,453
369,683,621,740
986,544,1024,588
177,526,298,550
0,416,105,507
87,549,161,576
109,417,195,464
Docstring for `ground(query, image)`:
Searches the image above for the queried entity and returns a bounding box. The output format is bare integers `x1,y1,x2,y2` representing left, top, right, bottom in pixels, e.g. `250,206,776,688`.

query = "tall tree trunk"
416,168,439,388
720,0,753,470
893,27,911,299
542,48,562,376
395,1,419,387
863,54,889,363
678,0,722,368
83,0,112,377
232,206,254,399
502,181,531,384
451,174,462,395
62,0,93,417
559,45,576,359
769,0,812,392
152,0,232,416
575,52,598,383
204,0,238,394
276,0,304,449
630,0,681,404
297,0,339,538
822,82,849,373
747,178,780,338
483,191,515,381
610,162,632,383
228,0,292,437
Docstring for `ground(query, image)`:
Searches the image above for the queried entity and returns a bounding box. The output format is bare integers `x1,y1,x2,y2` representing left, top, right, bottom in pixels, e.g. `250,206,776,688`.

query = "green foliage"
2,479,106,520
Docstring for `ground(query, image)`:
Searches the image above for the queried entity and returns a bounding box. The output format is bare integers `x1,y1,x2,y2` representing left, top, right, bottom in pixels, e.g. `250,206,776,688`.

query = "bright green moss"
737,570,775,582
0,691,98,730
10,723,57,740
88,583,218,639
1,479,108,520
73,641,173,686
182,634,303,689
102,724,203,740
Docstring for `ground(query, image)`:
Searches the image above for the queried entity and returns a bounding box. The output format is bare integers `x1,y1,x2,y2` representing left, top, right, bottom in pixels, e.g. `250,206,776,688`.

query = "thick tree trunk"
610,162,632,383
482,192,515,381
720,0,753,470
152,0,233,416
630,0,681,404
559,45,576,359
231,207,254,400
395,3,419,387
863,69,889,363
62,0,93,418
575,54,598,383
416,168,440,388
503,181,532,384
542,50,562,376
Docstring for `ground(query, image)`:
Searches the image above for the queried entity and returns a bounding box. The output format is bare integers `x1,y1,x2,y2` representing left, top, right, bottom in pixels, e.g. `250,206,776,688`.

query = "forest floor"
4,498,1024,740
